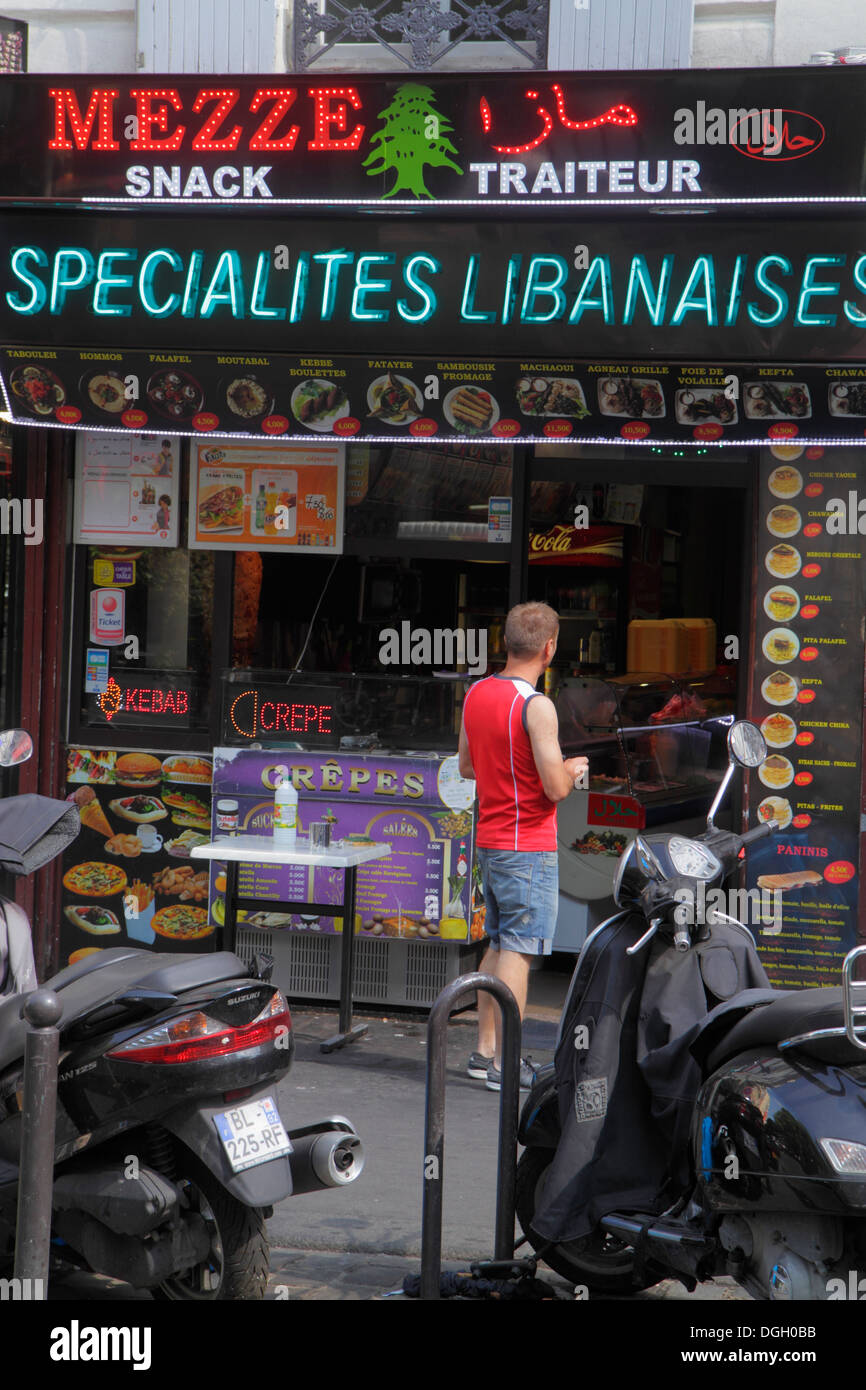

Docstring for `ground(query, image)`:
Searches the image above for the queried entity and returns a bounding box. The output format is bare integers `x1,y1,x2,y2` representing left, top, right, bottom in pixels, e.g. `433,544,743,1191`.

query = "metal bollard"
420,972,521,1300
14,988,62,1298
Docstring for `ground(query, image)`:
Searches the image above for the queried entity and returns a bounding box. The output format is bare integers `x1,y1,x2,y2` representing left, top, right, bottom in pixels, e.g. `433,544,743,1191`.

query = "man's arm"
525,695,588,803
457,719,475,780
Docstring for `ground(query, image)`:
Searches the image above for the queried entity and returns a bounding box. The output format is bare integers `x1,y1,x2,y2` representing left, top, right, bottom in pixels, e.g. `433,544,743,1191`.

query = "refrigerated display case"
551,672,737,946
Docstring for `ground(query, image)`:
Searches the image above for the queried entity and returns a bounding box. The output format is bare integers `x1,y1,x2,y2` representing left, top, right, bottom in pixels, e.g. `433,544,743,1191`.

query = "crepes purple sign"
209,747,479,944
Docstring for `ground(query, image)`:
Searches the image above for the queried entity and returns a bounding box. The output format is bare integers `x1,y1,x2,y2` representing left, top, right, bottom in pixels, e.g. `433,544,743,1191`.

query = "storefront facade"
1,67,865,996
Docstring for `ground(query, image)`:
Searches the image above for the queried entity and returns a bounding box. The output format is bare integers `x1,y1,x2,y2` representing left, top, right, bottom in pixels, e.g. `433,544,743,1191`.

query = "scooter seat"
0,951,250,1075
703,986,849,1072
136,952,249,995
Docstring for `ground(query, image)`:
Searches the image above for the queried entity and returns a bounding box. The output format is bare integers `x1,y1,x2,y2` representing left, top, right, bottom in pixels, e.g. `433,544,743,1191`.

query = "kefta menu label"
746,446,866,988
0,70,863,206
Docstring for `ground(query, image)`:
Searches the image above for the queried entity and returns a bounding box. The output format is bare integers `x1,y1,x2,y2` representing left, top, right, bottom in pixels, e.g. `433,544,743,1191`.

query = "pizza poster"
187,441,344,553
72,432,180,547
746,446,866,988
209,748,483,944
59,746,214,962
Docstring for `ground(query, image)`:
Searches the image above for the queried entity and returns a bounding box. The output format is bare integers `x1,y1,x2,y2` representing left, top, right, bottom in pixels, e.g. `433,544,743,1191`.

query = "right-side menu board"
747,447,866,988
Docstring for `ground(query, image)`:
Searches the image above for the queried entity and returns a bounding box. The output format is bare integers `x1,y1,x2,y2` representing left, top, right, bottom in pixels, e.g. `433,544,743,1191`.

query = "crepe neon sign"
229,689,333,739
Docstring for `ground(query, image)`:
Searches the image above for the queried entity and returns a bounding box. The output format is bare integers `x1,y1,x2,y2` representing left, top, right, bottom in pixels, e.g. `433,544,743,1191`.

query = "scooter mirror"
728,720,767,769
0,729,33,766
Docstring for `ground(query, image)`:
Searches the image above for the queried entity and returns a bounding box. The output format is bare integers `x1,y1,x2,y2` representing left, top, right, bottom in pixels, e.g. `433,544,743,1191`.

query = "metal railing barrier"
420,971,521,1300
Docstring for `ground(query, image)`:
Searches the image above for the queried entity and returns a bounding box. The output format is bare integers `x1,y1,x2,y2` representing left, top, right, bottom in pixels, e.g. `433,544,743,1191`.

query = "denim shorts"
476,848,559,957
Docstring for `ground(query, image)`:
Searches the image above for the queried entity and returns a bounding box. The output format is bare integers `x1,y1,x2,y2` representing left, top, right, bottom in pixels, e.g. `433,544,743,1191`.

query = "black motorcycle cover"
531,912,770,1243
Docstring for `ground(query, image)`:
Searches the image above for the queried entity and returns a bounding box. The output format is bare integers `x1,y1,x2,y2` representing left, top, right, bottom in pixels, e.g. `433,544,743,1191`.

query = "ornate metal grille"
292,0,548,72
0,18,27,74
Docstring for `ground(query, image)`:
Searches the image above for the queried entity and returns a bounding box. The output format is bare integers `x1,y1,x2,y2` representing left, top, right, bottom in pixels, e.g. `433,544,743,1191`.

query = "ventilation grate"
282,933,333,997
353,937,390,1001
404,941,451,1004
236,931,274,962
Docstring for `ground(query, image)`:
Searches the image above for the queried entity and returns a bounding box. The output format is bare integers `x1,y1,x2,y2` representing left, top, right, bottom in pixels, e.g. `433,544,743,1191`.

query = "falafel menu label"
746,446,866,989
73,433,180,547
188,440,344,553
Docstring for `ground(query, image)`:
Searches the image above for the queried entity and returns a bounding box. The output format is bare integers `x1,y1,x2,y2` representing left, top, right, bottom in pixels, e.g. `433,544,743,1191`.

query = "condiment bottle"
273,776,298,846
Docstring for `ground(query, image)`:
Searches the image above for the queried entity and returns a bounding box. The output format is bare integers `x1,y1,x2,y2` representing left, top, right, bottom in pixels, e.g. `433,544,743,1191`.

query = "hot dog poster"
188,441,344,553
746,447,866,988
59,745,215,963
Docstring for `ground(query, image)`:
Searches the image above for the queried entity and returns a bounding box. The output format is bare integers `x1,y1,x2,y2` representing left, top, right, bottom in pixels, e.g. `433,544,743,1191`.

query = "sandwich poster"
59,746,214,964
188,441,344,553
746,446,866,989
73,433,180,548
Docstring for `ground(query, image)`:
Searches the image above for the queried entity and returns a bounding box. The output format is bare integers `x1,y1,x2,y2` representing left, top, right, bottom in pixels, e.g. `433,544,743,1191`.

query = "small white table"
191,836,391,1051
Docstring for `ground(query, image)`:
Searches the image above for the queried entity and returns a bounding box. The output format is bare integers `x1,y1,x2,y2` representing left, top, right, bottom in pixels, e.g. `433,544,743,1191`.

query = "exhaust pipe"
288,1119,365,1195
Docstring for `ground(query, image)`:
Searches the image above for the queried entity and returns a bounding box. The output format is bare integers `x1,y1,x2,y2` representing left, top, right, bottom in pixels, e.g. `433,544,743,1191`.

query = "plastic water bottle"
273,776,298,846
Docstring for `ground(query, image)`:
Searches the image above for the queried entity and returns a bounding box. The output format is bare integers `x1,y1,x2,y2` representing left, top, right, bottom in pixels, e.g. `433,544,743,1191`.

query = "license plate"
213,1096,293,1174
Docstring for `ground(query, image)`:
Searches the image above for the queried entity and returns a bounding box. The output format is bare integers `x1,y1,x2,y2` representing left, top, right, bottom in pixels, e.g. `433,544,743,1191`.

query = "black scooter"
0,730,365,1300
516,719,866,1301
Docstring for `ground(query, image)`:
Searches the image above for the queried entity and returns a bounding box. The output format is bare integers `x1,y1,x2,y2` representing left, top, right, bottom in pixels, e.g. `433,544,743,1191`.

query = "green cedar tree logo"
363,82,462,199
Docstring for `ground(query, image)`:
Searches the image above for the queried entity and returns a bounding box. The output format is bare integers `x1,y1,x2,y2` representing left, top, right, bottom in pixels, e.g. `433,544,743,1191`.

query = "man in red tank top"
459,602,588,1090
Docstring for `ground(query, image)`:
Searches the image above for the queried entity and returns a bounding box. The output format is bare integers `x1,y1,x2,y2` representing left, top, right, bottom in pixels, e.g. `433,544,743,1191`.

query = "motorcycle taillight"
106,992,291,1065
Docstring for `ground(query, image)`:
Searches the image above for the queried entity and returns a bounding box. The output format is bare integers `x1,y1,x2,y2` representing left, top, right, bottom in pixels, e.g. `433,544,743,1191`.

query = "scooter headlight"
820,1138,866,1175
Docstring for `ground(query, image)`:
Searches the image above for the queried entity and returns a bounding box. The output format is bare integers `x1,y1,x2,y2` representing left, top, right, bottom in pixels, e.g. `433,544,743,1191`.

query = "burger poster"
188,441,344,553
746,447,866,988
60,746,215,965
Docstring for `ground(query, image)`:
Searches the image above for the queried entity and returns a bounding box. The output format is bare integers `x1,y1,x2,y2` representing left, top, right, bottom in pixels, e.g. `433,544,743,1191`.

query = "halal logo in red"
731,109,825,162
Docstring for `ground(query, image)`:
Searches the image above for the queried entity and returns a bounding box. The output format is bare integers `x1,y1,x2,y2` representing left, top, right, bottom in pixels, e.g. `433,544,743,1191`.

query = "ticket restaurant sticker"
188,441,344,554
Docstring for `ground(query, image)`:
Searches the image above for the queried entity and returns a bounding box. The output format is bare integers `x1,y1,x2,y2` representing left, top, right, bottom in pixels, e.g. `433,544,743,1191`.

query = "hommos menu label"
746,446,866,988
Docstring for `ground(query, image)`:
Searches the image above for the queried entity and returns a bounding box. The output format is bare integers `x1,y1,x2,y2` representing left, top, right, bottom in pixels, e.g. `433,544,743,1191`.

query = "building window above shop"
290,0,547,71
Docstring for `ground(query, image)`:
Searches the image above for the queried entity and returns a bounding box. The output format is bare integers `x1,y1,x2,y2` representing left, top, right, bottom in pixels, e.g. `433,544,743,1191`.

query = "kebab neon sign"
99,676,190,720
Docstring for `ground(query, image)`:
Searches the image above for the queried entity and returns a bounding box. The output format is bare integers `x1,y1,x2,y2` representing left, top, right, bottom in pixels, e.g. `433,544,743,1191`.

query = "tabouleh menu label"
8,352,866,446
746,446,866,988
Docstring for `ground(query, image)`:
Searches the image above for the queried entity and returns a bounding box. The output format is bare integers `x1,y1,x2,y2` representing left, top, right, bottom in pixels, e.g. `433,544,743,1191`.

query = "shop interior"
68,437,754,972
